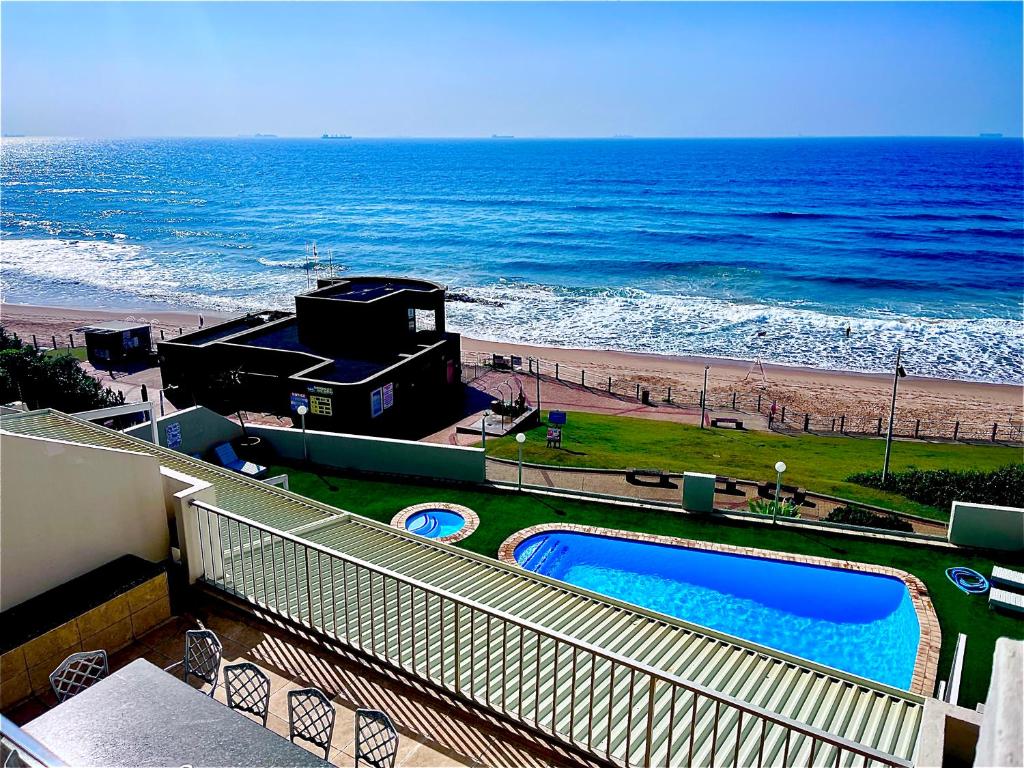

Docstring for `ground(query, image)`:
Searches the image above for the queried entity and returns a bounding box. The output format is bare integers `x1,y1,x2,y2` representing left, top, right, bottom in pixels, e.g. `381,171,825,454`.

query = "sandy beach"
3,302,1021,433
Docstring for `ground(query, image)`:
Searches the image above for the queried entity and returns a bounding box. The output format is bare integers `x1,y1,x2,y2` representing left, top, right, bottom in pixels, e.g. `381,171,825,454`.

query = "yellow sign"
310,394,332,416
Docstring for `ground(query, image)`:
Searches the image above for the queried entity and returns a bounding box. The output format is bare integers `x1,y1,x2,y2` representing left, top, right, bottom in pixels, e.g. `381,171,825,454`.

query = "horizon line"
3,133,1021,141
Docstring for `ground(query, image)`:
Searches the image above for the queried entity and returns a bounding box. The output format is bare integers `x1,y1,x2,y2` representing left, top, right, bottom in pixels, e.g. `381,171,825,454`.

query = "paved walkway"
485,458,948,537
83,361,181,416
424,370,769,446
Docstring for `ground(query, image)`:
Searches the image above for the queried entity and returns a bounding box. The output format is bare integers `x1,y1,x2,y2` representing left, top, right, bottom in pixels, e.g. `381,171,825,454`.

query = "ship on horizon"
322,133,352,139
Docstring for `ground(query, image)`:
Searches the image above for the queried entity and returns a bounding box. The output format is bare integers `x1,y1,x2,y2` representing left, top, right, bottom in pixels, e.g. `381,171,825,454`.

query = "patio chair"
223,662,271,727
165,629,222,696
354,709,399,768
48,649,109,702
288,687,335,760
212,442,268,479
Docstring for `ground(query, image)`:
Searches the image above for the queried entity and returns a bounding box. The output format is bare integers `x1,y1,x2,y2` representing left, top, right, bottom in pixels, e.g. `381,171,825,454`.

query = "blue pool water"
405,509,466,539
2,137,1022,382
515,531,920,688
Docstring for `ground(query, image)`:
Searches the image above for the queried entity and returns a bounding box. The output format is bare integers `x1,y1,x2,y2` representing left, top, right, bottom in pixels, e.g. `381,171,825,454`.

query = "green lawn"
43,346,88,361
272,462,1024,709
483,411,1020,519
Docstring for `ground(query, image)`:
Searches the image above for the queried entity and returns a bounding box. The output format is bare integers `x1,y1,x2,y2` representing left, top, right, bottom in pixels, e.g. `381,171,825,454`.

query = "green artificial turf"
43,346,88,361
483,411,1021,519
271,463,1024,709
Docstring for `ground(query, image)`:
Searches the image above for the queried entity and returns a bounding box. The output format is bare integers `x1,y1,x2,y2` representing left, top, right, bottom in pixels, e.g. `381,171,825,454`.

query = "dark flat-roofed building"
157,277,462,437
80,321,152,366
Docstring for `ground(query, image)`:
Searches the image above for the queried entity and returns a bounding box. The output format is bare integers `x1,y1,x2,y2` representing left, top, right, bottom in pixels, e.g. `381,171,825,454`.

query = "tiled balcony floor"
4,594,598,768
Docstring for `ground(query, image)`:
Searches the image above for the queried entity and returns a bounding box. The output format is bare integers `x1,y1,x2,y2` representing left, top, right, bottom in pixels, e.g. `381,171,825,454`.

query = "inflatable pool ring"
945,567,989,594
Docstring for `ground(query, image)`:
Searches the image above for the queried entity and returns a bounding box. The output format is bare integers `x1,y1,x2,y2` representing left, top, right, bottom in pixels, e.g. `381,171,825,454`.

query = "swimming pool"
513,530,921,689
391,502,479,543
405,509,466,539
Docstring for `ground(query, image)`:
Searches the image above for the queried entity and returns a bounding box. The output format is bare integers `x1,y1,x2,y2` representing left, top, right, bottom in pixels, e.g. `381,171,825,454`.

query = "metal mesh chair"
4,748,29,767
355,709,399,768
223,662,271,727
48,649,109,702
165,629,222,696
287,688,335,760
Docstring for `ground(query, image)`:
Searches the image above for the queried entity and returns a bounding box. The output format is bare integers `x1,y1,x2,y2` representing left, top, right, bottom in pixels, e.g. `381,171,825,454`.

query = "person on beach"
844,324,851,338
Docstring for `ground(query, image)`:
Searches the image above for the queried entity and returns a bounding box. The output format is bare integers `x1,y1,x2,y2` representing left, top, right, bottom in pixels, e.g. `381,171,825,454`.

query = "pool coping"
498,523,941,697
391,502,480,544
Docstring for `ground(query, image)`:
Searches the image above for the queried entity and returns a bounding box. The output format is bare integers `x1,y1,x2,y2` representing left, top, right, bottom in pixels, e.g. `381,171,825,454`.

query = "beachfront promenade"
1,303,1020,447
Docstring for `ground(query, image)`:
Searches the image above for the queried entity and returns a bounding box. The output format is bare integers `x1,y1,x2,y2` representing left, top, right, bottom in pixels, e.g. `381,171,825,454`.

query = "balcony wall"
0,432,169,612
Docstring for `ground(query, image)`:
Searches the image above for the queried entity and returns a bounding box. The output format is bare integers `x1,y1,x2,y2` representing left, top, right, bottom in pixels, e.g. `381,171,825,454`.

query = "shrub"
847,464,1024,512
0,327,125,412
825,505,914,532
747,498,797,517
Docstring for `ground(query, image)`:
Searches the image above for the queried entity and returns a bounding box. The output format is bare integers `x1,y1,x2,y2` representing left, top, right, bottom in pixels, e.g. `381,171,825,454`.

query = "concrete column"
163,468,219,584
976,638,1023,768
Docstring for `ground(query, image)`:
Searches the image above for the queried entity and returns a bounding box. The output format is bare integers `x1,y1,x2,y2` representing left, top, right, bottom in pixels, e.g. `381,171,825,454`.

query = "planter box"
0,557,170,709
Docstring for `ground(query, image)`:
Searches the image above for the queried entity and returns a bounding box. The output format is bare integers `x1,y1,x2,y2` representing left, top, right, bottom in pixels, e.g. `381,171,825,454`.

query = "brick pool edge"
391,502,480,544
498,522,941,697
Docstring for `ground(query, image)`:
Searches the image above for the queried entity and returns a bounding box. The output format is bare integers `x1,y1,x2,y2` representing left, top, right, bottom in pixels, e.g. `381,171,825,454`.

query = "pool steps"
408,513,439,536
519,536,570,574
0,409,925,768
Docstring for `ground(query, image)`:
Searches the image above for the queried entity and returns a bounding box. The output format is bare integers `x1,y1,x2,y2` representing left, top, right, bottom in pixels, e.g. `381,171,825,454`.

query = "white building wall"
0,431,169,611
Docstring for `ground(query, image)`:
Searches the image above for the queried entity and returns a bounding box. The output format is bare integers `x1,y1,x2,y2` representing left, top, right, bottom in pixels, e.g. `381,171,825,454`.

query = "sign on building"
290,392,309,412
165,422,182,450
310,394,332,416
382,382,394,409
370,388,384,418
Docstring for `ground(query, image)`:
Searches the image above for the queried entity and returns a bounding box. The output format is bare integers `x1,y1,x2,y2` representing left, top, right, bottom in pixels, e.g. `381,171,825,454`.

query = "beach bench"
989,587,1024,615
627,467,671,486
711,417,744,429
991,566,1024,591
213,442,268,479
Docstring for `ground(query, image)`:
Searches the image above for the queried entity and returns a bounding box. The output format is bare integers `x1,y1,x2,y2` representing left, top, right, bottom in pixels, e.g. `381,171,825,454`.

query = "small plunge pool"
391,502,479,543
513,529,921,689
405,509,466,539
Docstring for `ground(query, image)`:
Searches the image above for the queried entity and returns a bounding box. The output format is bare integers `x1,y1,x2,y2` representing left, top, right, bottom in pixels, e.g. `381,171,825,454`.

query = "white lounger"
991,566,1024,591
989,587,1024,614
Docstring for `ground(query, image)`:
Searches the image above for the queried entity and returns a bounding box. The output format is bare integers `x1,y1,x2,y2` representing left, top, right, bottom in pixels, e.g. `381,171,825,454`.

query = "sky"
1,2,1021,138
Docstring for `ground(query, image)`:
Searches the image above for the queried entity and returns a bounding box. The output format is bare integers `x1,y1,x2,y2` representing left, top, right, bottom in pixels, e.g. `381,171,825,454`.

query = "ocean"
1,137,1021,383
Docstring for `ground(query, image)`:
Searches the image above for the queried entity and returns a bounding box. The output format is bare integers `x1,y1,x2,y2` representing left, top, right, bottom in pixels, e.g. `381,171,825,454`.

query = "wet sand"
3,302,1020,431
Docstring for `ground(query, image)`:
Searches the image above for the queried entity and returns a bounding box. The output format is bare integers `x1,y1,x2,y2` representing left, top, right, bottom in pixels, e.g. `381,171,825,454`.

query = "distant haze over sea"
1,137,1021,384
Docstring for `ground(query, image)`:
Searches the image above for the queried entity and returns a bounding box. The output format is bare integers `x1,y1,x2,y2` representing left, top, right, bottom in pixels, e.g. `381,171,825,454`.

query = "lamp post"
481,409,491,449
296,405,309,462
700,365,710,429
773,460,787,524
516,432,527,490
881,348,907,485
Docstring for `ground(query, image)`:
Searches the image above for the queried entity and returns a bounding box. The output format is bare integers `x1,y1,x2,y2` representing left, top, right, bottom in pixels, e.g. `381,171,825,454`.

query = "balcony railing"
1,715,66,767
188,499,911,768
